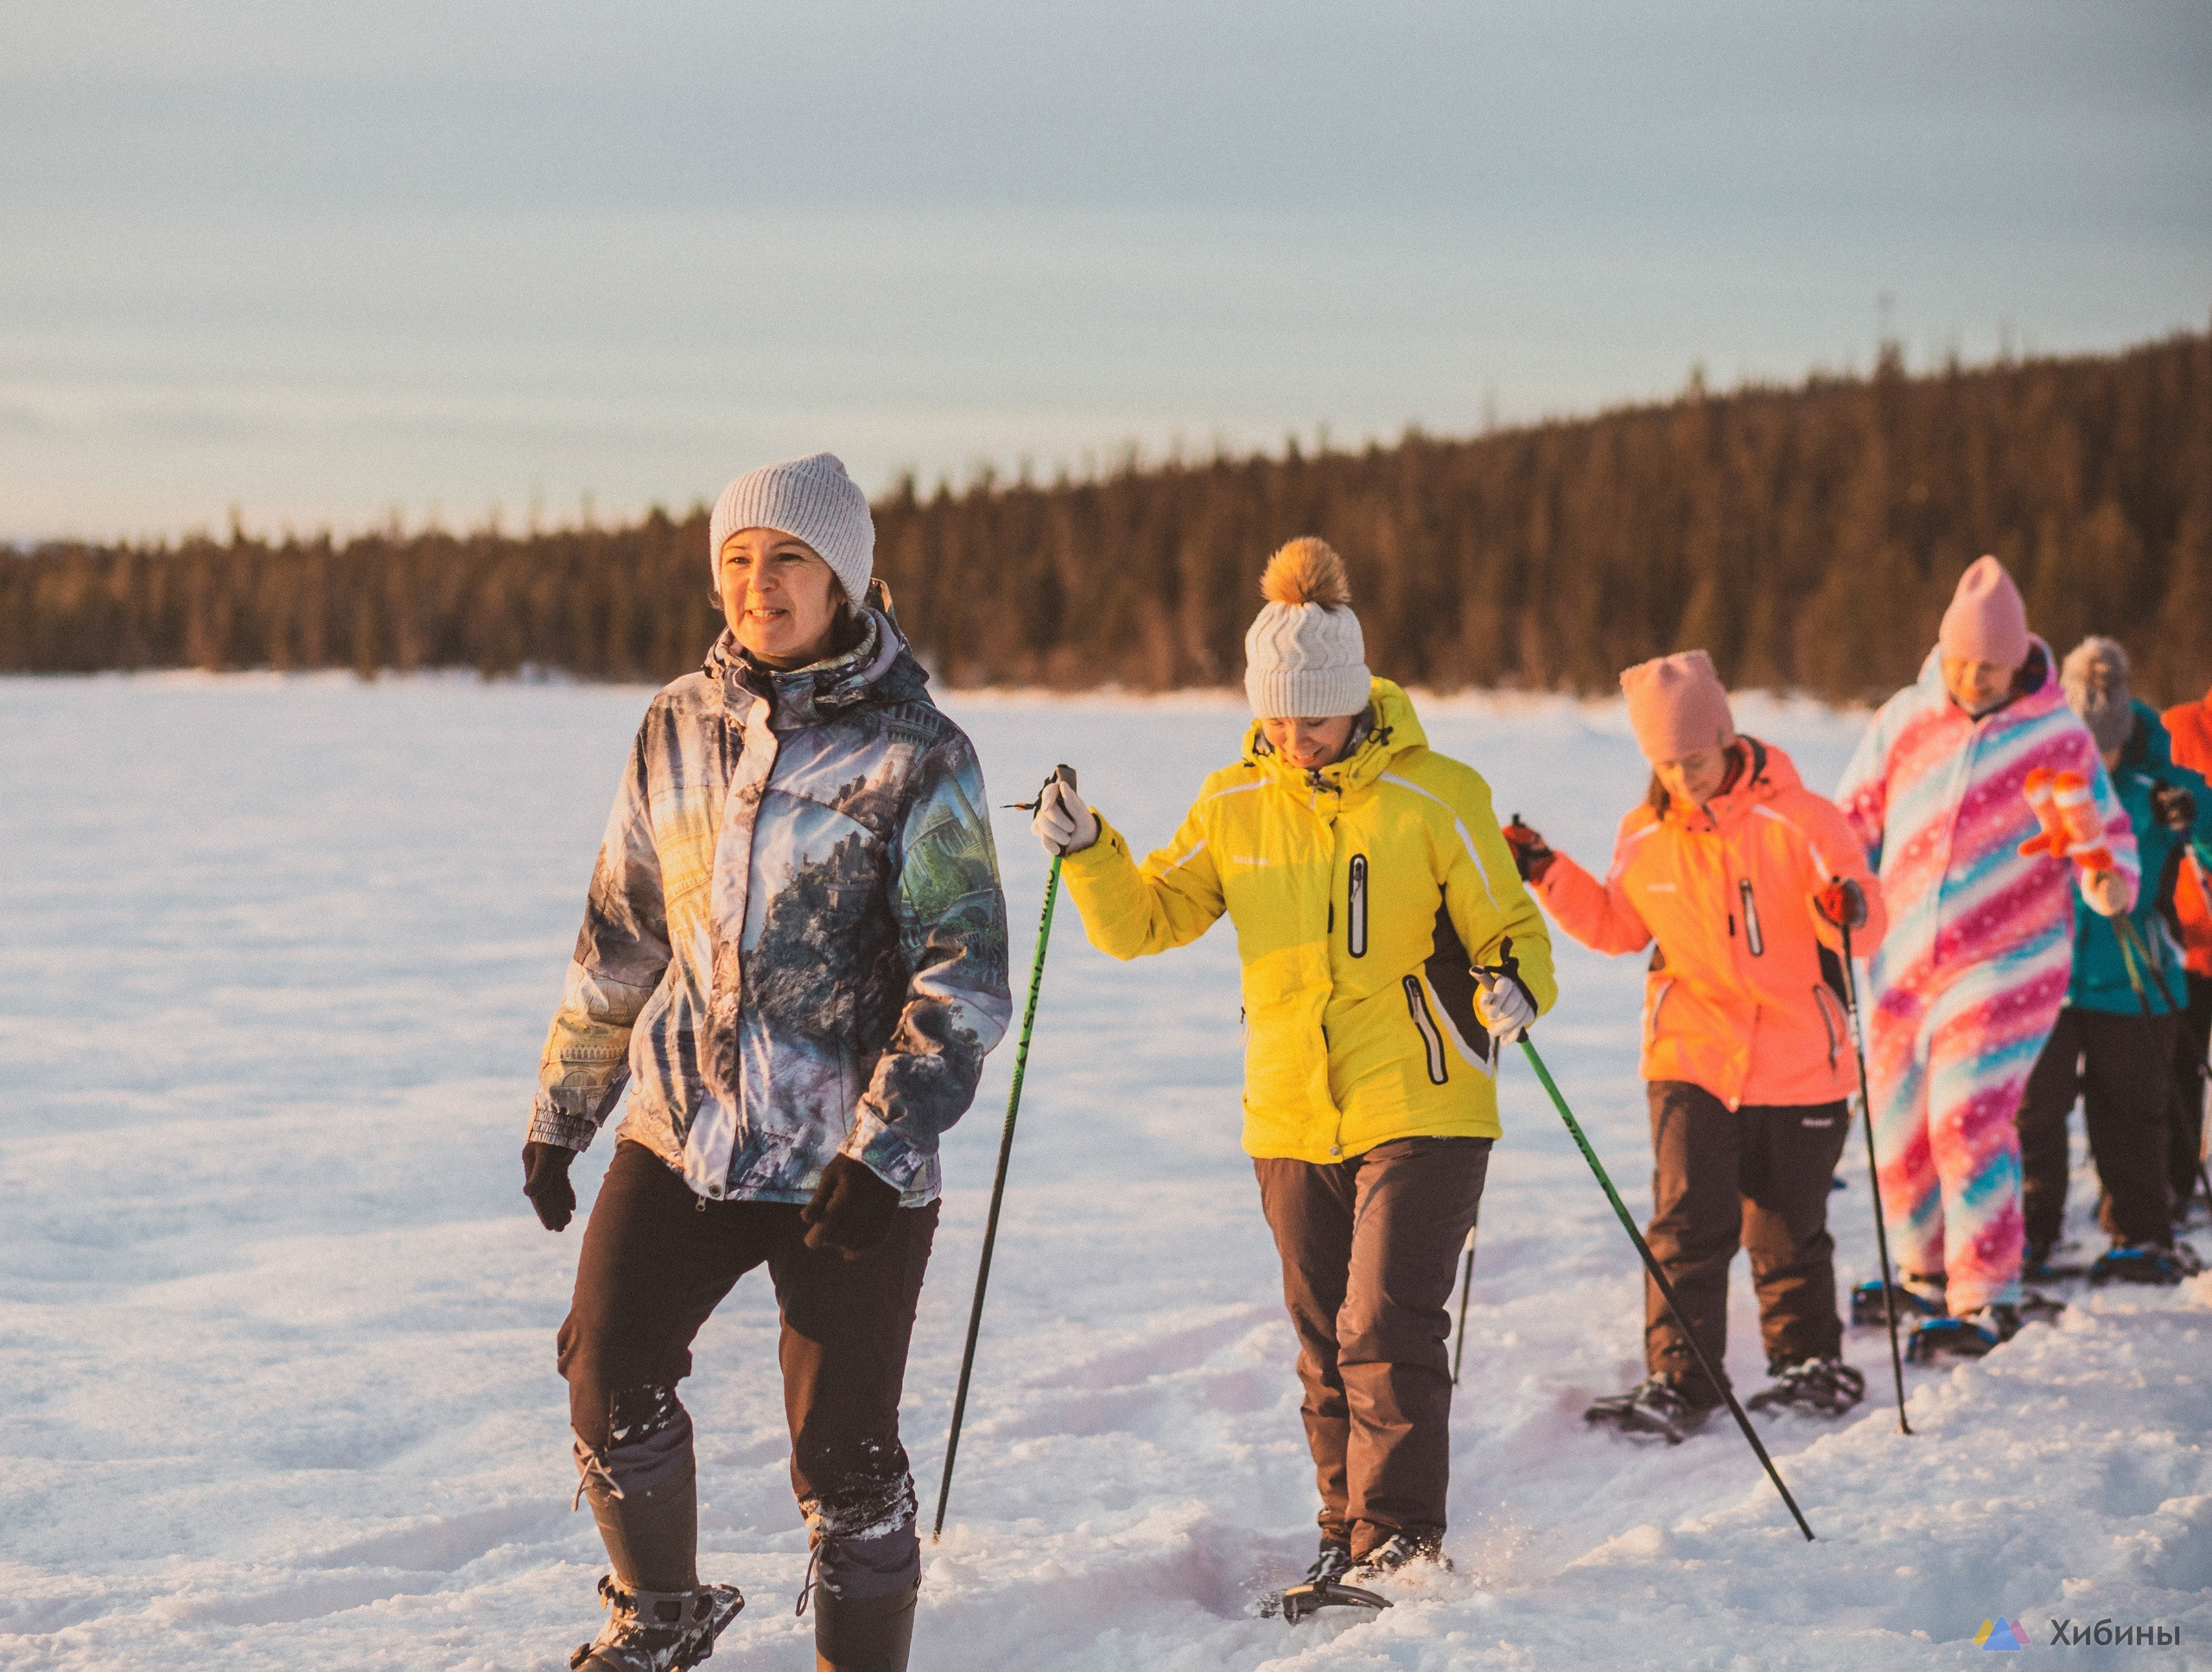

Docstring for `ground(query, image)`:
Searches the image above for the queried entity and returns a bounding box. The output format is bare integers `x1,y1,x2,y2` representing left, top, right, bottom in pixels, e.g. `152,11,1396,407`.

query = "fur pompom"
1259,537,1351,609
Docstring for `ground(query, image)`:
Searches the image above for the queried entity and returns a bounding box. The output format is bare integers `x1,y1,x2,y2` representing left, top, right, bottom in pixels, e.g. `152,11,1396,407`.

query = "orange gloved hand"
1815,877,1869,931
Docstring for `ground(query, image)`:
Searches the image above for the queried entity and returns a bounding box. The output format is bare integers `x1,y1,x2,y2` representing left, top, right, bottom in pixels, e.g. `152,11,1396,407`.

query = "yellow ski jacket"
1061,680,1555,1161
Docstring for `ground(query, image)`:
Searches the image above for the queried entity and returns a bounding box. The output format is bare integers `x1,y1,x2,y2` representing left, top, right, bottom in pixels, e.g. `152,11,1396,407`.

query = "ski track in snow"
3,674,2208,1669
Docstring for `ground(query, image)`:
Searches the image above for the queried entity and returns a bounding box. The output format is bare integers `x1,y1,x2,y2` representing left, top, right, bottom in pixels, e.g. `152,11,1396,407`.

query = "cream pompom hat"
1243,538,1372,719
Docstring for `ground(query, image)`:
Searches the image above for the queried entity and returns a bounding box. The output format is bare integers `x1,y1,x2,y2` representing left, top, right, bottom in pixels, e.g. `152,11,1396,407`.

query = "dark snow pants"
1643,1082,1851,1406
1254,1135,1489,1557
2018,1008,2177,1253
559,1140,938,1599
2166,974,2212,1215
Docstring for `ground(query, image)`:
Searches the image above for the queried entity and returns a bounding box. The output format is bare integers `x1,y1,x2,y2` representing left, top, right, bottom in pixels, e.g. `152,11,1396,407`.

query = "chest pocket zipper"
1739,879,1765,957
1348,855,1369,957
1403,976,1448,1084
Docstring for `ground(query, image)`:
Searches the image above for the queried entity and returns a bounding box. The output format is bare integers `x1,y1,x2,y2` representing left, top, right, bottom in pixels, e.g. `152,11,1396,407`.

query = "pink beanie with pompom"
1621,651,1736,765
1938,556,2030,668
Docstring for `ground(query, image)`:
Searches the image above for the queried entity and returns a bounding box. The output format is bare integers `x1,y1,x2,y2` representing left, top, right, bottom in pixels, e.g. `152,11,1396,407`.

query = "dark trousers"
2166,973,2212,1214
559,1141,938,1593
1253,1135,1489,1557
1643,1082,1850,1404
2019,1008,2177,1252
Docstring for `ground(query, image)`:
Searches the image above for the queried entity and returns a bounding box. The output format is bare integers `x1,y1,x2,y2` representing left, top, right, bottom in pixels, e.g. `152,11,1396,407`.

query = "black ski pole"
1840,920,1912,1436
1451,1208,1480,1386
932,766,1074,1540
1515,1034,1817,1542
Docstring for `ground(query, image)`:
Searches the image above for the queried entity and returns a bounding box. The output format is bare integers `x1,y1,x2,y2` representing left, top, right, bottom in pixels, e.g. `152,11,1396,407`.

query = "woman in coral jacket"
1503,651,1886,1441
1032,538,1554,1592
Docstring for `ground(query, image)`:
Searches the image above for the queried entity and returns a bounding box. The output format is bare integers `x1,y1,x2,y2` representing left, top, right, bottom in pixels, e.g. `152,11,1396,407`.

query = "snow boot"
1351,1532,1448,1575
2088,1243,2200,1287
1904,1303,2019,1364
569,1575,744,1672
1584,1376,1715,1445
1745,1357,1866,1417
1849,1275,1947,1327
810,1580,917,1672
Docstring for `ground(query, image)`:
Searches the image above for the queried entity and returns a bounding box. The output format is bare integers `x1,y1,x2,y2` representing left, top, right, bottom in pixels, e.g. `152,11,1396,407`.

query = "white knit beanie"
1243,538,1371,719
709,453,874,606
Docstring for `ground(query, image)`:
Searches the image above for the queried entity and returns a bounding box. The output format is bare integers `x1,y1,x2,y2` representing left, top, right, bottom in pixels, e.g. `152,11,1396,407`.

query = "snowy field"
3,673,2209,1671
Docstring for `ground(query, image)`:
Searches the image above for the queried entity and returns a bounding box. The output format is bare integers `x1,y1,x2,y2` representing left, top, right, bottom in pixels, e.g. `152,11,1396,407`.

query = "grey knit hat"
2062,634,2135,754
709,453,874,607
1243,538,1371,719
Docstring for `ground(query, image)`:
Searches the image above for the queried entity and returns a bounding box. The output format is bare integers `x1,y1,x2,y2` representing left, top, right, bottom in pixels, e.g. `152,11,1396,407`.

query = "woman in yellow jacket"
1033,539,1555,1589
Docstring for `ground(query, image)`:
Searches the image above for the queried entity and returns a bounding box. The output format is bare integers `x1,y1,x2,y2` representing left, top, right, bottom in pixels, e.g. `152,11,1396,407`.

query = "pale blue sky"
4,0,2209,541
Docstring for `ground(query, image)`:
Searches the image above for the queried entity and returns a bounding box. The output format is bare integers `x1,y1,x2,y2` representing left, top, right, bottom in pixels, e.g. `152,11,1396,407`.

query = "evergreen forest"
7,328,2209,704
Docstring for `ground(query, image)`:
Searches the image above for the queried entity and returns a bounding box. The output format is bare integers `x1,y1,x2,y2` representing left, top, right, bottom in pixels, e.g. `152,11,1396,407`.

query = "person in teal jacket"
2018,638,2212,1285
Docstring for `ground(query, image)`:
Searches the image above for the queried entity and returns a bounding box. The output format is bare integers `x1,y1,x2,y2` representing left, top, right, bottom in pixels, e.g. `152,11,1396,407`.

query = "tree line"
7,327,2208,705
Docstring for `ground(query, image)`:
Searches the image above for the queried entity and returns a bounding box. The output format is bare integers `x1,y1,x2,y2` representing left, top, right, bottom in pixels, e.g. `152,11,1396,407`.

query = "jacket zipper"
1813,986,1841,1068
1739,879,1764,957
1647,978,1675,1045
1347,855,1368,957
1402,976,1448,1085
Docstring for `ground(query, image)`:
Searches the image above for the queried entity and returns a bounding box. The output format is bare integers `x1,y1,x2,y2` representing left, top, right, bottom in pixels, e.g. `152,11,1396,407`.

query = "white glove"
1474,970,1536,1042
1033,778,1098,857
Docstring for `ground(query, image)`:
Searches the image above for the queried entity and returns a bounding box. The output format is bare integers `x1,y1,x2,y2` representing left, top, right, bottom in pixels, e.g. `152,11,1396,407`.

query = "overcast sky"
4,0,2209,542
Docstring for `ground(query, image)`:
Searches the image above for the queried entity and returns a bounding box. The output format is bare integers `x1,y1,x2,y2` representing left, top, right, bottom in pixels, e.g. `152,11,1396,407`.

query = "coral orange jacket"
1535,738,1888,1110
2163,686,2212,978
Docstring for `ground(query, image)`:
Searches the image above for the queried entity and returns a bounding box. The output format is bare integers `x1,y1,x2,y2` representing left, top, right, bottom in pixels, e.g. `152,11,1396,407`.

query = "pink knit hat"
1621,650,1736,764
1938,556,2030,667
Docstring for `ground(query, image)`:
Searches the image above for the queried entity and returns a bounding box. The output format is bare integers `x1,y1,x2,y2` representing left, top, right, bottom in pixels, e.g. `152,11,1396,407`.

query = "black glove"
801,1153,900,1258
2152,782,2198,834
523,1141,578,1231
1501,815,1555,884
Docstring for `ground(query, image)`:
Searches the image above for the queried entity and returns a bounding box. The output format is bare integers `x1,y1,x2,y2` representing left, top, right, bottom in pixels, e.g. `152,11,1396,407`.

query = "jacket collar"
1241,677,1425,797
703,607,928,726
1661,736,1804,830
1913,634,2061,727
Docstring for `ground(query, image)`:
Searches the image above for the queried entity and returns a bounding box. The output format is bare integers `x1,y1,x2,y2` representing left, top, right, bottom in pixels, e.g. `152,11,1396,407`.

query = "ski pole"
1451,1210,1479,1386
931,766,1075,1540
1514,1034,1817,1542
1840,921,1912,1436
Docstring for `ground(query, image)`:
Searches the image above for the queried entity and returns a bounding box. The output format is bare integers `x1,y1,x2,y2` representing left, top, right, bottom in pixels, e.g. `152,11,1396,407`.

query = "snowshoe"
1745,1357,1865,1417
2018,1288,2067,1321
569,1574,743,1671
1850,1279,1947,1327
1904,1304,2019,1364
1584,1376,1715,1445
1262,1544,1391,1625
2088,1243,2200,1287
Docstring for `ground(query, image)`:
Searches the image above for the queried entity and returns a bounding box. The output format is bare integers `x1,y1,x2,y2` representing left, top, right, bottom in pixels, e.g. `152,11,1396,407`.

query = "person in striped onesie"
1834,558,2137,1355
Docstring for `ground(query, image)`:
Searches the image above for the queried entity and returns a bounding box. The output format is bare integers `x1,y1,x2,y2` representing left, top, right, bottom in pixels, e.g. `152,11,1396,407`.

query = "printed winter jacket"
530,611,1013,1205
1535,739,1888,1109
2065,701,2212,1016
1059,679,1556,1163
2162,684,2212,979
1834,639,2138,997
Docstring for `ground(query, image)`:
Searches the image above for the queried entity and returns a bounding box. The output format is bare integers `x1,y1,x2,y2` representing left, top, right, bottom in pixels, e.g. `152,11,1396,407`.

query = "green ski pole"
933,766,1074,1539
1514,1033,1818,1542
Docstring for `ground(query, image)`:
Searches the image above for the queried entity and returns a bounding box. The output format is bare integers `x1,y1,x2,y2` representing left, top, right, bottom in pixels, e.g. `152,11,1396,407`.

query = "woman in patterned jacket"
522,454,1012,1672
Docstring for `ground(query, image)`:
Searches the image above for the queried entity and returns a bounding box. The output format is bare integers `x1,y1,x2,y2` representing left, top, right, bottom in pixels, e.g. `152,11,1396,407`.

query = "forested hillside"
8,329,2208,702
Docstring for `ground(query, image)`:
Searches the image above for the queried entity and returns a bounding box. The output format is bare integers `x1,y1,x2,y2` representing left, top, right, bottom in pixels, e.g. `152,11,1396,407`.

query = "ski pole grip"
1055,764,1077,793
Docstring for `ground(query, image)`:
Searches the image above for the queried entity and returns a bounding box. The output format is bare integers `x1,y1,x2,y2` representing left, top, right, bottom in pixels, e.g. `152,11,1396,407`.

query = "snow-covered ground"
3,674,2207,1670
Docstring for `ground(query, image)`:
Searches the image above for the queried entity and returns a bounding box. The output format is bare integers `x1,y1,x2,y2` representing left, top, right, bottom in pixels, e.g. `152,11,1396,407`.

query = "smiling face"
1653,743,1733,810
1942,653,2018,716
717,528,844,666
1262,714,1359,770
